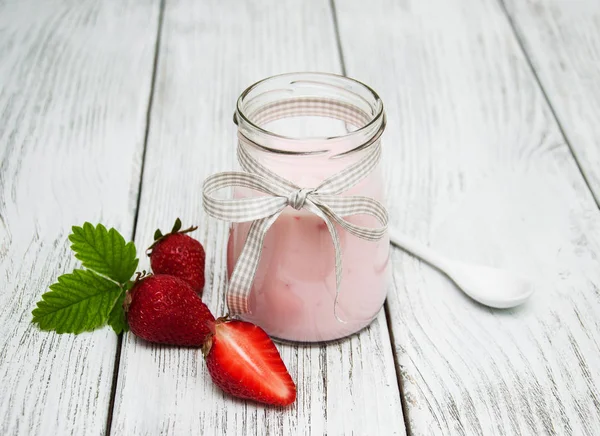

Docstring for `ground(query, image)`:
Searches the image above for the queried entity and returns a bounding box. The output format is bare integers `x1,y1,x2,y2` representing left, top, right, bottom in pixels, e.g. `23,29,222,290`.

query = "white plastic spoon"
388,227,534,309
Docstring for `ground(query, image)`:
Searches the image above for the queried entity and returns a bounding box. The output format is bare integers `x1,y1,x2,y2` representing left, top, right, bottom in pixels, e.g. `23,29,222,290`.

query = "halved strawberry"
203,319,296,406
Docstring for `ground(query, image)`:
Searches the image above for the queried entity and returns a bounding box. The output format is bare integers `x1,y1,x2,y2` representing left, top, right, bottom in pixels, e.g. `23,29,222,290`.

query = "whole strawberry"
125,274,215,346
148,218,206,294
203,318,296,406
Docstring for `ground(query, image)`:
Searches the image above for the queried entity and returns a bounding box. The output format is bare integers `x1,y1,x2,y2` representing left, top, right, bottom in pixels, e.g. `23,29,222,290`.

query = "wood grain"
110,0,405,435
334,0,600,434
0,0,160,434
503,0,600,205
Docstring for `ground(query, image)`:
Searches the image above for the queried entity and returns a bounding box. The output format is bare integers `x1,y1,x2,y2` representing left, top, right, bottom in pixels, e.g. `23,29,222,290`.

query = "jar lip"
235,72,385,153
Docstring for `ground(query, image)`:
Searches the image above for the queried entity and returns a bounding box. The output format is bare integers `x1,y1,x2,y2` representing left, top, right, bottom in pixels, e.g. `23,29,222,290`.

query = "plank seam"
329,2,409,434
104,0,167,433
497,0,600,209
385,301,413,436
328,0,347,76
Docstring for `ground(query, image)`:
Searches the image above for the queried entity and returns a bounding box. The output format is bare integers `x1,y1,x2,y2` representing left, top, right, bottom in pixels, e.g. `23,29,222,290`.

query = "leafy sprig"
32,223,138,334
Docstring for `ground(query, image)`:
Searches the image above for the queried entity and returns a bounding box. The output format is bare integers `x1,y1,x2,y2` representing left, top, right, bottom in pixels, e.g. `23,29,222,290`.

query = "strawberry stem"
133,270,150,283
201,335,213,357
215,314,232,325
123,271,150,312
122,292,133,312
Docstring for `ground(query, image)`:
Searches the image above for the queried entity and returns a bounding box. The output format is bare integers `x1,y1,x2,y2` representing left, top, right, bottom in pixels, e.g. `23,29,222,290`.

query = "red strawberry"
148,218,206,294
203,319,296,406
125,274,215,346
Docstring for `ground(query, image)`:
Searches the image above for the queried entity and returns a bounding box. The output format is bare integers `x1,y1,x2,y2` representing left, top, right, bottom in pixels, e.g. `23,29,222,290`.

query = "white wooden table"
2,0,600,434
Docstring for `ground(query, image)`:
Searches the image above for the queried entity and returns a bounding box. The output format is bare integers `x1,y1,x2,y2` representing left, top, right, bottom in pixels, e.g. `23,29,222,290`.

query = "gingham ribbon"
203,140,388,315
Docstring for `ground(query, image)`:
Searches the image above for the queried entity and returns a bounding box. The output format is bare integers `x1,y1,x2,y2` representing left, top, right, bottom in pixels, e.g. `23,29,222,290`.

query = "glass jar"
228,72,389,342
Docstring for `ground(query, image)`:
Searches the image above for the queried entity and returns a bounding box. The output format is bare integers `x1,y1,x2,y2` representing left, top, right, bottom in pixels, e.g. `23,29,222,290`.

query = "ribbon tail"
304,202,347,324
227,212,282,315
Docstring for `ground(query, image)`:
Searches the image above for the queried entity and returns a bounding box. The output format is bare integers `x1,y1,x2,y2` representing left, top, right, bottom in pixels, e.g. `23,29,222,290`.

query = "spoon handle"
388,227,452,272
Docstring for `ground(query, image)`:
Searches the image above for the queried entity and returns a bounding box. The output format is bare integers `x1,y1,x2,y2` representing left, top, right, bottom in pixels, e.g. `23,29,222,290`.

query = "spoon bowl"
445,262,534,309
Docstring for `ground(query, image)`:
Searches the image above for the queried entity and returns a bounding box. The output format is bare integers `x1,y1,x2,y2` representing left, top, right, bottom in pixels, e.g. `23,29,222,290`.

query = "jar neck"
234,73,385,159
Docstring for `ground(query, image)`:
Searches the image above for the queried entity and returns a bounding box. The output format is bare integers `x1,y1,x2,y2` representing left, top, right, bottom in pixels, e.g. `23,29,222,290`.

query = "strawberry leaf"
107,288,129,334
69,223,138,284
32,269,122,334
171,218,182,233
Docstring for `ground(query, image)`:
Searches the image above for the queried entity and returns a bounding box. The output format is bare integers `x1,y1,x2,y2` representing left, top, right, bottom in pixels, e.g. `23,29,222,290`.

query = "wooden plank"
110,0,405,435
503,0,600,205
335,0,600,434
0,0,160,434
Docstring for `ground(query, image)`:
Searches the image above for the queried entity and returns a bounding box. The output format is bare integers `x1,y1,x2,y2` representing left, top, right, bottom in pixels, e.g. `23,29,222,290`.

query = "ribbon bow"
203,140,388,316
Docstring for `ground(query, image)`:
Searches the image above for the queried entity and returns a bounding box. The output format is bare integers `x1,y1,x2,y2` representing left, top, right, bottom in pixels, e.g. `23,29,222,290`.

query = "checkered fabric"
203,100,388,316
250,97,372,128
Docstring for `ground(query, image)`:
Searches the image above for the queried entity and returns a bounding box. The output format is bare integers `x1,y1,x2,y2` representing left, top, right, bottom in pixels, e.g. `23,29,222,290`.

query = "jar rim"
235,72,385,156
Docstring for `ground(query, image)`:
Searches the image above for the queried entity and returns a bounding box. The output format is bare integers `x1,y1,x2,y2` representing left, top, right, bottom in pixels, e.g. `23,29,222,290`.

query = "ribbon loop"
202,141,388,317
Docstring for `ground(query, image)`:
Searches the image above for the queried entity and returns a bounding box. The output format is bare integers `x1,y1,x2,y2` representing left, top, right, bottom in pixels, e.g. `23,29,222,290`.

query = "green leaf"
32,269,122,334
153,229,163,240
107,289,129,334
69,223,138,284
171,218,182,233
